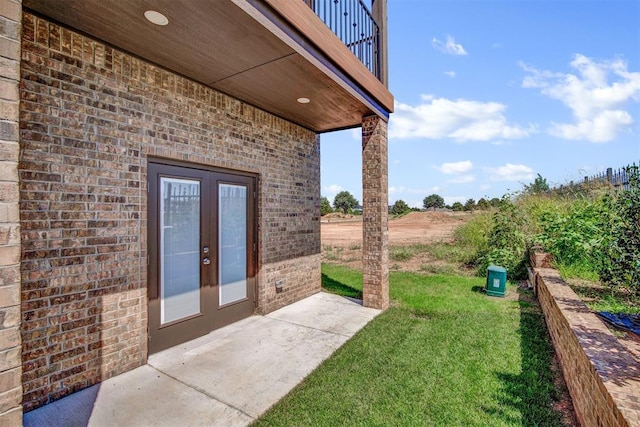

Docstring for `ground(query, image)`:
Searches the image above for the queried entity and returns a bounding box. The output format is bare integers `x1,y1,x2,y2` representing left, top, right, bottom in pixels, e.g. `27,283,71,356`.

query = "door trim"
147,159,258,354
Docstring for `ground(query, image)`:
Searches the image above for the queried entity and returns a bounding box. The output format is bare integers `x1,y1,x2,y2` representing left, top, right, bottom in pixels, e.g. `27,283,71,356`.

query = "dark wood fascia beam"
264,0,393,111
232,0,392,121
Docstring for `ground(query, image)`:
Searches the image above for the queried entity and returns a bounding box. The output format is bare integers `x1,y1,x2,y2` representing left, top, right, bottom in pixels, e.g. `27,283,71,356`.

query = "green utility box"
486,265,507,297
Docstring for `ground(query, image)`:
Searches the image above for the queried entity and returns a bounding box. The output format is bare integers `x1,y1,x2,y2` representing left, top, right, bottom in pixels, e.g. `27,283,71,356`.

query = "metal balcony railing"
303,0,381,80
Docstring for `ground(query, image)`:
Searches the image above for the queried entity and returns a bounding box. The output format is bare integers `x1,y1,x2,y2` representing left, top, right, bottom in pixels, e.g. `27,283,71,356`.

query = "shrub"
535,197,607,275
453,211,492,255
443,166,639,288
391,199,411,216
599,166,640,294
477,198,528,279
451,201,464,212
320,197,333,215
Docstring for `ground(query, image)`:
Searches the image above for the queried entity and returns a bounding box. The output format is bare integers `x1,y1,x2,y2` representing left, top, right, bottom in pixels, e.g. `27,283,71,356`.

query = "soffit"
23,0,378,132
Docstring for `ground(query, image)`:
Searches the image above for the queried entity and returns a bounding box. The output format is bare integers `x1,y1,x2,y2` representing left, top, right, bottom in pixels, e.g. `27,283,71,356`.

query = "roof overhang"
23,0,394,133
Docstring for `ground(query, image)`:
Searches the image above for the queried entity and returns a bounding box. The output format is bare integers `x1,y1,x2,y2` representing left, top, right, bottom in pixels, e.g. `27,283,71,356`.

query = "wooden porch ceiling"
23,0,393,133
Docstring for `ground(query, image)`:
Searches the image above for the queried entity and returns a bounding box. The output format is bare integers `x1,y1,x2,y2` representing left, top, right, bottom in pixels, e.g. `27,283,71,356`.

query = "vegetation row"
323,165,639,297
452,166,639,297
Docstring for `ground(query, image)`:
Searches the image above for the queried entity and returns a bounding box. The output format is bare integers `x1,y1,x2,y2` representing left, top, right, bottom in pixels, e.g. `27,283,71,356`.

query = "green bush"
390,199,411,216
453,211,492,254
320,196,333,215
476,199,528,279
443,168,639,289
535,197,608,276
599,166,640,294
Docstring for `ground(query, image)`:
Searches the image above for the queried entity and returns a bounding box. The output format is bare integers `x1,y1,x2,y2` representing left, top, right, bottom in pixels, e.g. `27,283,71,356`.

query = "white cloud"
438,160,473,174
322,184,344,200
432,35,467,56
449,174,475,184
486,163,535,182
550,110,633,142
520,54,640,142
390,96,535,141
444,71,456,78
389,185,440,195
479,184,492,191
444,196,467,205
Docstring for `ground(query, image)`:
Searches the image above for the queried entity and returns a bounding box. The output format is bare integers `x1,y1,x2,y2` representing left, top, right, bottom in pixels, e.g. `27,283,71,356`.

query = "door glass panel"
160,177,201,324
219,183,247,305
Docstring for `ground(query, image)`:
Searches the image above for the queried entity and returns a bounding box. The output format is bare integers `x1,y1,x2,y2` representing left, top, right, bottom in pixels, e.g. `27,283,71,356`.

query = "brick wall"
0,0,23,425
19,13,321,410
532,261,640,426
361,115,388,310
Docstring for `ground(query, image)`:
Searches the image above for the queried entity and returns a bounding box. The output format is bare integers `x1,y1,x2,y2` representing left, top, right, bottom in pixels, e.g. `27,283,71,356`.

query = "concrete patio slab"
23,292,380,426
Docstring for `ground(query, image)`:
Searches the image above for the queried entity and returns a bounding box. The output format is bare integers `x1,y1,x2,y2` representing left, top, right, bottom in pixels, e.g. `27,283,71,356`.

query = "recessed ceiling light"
297,97,311,104
144,10,169,26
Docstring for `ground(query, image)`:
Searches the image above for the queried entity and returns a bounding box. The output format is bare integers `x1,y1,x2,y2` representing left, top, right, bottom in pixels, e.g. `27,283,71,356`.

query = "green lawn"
254,264,567,426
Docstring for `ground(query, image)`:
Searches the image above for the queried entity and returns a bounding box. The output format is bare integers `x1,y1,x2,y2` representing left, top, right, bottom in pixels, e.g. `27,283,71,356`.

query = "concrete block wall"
19,12,321,411
532,261,640,426
0,0,23,424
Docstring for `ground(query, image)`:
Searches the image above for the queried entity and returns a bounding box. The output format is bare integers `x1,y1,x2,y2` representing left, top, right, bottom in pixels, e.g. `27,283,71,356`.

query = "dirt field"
321,211,469,246
321,211,472,273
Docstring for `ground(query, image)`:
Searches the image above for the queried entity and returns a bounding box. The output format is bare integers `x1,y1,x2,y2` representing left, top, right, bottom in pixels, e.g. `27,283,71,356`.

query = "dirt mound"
324,212,353,219
321,211,469,246
322,212,360,221
388,211,467,244
394,211,467,225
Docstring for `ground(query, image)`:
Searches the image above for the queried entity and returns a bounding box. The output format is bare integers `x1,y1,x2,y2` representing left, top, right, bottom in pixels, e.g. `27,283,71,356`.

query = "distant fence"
554,163,638,194
583,165,636,191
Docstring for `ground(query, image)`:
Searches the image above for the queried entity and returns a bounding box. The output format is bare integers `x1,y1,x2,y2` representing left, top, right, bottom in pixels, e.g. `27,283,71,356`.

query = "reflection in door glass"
160,178,200,324
219,183,247,305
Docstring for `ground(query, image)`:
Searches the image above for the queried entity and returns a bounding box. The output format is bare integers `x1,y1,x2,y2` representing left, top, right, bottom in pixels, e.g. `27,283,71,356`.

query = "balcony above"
23,0,393,133
303,0,384,82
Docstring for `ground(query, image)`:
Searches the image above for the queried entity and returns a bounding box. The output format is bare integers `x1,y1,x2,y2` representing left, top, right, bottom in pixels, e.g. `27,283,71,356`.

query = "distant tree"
476,198,490,210
524,174,550,195
451,202,464,212
423,194,445,211
489,197,502,208
464,198,476,212
391,199,410,216
333,191,358,214
320,197,333,216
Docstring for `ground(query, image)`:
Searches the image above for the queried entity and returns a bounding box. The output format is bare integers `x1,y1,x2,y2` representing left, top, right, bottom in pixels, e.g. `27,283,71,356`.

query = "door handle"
203,257,211,265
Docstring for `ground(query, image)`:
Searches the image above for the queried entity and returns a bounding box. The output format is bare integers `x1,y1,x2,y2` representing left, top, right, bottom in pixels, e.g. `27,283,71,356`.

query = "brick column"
362,115,388,310
0,1,22,425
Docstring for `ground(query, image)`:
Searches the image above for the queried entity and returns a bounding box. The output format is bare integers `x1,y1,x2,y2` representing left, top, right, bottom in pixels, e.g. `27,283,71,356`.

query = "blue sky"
320,0,640,208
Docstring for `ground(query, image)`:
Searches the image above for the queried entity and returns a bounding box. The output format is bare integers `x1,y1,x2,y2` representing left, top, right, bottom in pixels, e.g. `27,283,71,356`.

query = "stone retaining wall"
531,254,640,426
